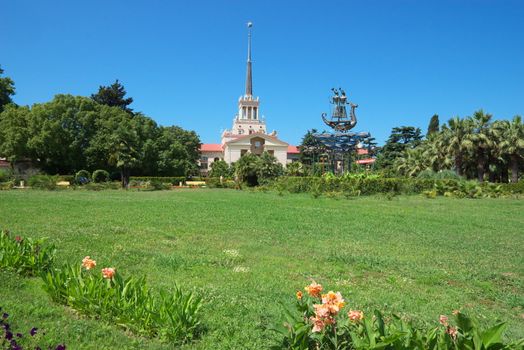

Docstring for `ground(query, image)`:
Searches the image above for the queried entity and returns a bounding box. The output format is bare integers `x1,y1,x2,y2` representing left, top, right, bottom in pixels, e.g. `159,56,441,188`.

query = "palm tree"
394,147,429,177
468,110,493,182
498,116,524,183
442,117,473,177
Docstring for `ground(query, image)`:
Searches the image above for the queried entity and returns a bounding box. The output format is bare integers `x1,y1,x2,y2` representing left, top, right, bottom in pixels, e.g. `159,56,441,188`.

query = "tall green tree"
469,110,495,182
0,105,31,166
427,114,439,136
0,65,16,112
299,129,325,165
498,115,524,183
376,126,422,170
441,117,473,177
91,80,134,113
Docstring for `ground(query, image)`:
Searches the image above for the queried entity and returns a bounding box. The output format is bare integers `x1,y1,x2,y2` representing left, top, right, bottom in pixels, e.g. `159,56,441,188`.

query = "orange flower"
310,316,326,333
304,281,323,297
296,291,303,300
102,267,116,279
321,291,345,314
314,304,331,318
81,256,96,270
439,315,448,326
446,326,458,339
348,310,364,321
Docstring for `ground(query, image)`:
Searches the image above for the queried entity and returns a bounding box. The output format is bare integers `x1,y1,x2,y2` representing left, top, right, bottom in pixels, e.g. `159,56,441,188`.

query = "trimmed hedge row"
129,176,186,185
271,176,524,196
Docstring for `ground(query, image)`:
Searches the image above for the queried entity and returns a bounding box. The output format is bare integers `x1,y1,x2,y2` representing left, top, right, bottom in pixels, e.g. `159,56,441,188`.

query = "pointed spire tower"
229,21,266,136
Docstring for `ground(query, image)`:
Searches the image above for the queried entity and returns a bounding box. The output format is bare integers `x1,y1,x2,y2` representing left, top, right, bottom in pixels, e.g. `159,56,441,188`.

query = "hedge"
129,176,186,185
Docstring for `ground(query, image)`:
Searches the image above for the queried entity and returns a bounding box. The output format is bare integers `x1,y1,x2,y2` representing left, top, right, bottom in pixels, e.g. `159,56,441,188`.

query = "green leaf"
481,322,506,348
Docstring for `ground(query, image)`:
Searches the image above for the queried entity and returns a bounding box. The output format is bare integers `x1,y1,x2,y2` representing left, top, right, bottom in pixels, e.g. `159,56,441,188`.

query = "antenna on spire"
245,21,253,96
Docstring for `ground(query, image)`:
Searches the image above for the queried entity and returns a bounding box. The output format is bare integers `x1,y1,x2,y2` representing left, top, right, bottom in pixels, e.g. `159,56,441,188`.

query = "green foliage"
286,161,306,177
90,79,134,113
41,261,202,343
299,129,325,165
208,160,232,178
28,175,58,190
274,284,524,349
427,114,440,136
417,169,462,180
375,126,423,169
130,176,186,185
92,169,110,183
75,169,91,184
0,65,16,112
83,182,121,191
0,168,13,182
0,229,56,276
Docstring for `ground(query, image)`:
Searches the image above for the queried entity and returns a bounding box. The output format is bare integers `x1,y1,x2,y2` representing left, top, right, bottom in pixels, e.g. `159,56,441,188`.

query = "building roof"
357,148,369,155
200,144,223,152
287,145,300,154
225,132,289,146
355,158,376,165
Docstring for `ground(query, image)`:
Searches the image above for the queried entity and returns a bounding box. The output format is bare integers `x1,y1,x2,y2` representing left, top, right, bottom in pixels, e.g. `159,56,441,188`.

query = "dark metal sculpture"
313,88,371,173
321,88,358,132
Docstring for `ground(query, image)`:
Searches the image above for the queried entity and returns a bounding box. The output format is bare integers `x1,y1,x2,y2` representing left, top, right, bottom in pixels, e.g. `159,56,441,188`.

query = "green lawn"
1,189,523,349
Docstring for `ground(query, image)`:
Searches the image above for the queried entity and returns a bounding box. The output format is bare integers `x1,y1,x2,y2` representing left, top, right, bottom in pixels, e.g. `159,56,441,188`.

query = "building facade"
199,23,299,175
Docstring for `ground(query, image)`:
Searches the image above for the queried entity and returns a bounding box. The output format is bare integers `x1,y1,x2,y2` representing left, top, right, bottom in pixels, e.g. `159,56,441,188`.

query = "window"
255,141,261,149
201,156,208,162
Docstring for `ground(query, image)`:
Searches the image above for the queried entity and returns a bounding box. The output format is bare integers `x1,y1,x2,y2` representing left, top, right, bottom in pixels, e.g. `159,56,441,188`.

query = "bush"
42,257,203,343
0,180,15,190
92,169,110,183
0,230,56,276
275,281,524,349
75,170,91,185
130,176,186,185
83,182,120,191
28,175,58,190
0,168,13,182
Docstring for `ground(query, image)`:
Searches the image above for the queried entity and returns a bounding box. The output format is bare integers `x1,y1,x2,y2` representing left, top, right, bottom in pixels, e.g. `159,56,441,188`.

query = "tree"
0,104,31,166
375,126,422,170
441,117,473,177
235,153,260,186
257,151,284,184
299,129,324,165
498,115,524,183
91,80,134,113
468,110,494,182
209,160,231,178
0,65,16,112
427,114,439,136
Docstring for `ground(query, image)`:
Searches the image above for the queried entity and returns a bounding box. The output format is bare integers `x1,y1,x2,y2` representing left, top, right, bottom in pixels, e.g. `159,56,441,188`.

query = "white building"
200,23,299,175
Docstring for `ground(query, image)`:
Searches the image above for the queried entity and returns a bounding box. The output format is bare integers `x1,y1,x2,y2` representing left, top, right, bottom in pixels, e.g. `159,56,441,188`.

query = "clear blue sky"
2,0,523,145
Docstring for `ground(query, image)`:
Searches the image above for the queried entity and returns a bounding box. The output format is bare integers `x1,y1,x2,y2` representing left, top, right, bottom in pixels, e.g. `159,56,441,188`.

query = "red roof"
0,159,10,168
357,148,369,155
287,145,300,154
355,158,376,165
200,144,223,152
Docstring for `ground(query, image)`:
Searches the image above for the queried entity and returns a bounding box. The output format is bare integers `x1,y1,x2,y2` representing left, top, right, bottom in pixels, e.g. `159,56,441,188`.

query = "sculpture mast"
245,22,253,96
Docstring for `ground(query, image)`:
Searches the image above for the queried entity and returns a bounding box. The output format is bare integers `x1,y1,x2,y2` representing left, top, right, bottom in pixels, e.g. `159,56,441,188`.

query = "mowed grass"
0,189,523,349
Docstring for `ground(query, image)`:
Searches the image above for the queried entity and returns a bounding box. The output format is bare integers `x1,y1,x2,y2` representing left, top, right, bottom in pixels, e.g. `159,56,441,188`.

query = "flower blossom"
439,315,449,326
296,291,303,300
102,267,116,279
81,256,96,270
304,281,323,298
348,310,364,321
446,326,458,339
321,291,345,314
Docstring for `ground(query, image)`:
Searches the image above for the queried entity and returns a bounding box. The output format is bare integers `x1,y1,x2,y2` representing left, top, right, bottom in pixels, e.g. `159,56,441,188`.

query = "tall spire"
245,21,253,96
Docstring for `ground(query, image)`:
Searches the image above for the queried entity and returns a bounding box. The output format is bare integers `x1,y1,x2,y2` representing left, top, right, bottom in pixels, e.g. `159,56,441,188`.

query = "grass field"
1,189,523,349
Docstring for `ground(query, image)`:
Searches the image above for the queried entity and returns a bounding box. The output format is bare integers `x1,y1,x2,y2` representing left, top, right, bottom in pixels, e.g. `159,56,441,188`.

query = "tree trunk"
510,154,519,183
501,166,509,183
477,149,485,182
454,151,463,177
120,168,130,189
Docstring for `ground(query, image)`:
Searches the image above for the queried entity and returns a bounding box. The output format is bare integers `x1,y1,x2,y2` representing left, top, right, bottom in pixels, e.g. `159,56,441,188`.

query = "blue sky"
2,0,523,145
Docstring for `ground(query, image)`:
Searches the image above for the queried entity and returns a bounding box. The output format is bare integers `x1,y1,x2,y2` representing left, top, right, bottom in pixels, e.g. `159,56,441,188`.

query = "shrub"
0,230,56,276
92,169,110,183
28,175,58,190
75,170,91,185
0,180,15,190
0,169,13,182
42,257,202,343
274,281,524,349
130,176,186,185
83,182,120,191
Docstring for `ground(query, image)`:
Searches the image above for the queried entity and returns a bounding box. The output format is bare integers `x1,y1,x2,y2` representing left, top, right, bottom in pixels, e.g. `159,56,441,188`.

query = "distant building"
199,23,299,175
